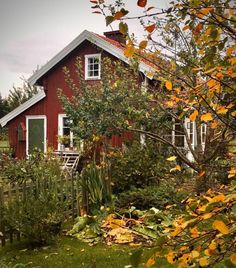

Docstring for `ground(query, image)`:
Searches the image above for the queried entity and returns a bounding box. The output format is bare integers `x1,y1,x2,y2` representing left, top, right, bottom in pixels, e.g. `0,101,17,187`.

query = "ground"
0,237,173,268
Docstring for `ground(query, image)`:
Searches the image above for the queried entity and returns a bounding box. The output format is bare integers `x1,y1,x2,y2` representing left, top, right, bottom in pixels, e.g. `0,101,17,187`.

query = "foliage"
87,1,236,266
58,57,142,140
108,140,171,193
145,183,236,267
116,184,188,211
7,78,39,111
79,158,112,213
0,93,10,118
88,0,236,192
4,185,63,246
0,151,62,184
1,152,65,245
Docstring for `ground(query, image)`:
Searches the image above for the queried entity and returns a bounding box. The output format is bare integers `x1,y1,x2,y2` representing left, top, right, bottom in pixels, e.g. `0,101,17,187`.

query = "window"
58,114,73,150
187,121,194,146
201,123,207,145
173,121,185,147
85,54,101,80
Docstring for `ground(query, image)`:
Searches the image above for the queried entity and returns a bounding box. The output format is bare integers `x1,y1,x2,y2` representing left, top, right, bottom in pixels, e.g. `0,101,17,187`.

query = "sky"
0,0,170,98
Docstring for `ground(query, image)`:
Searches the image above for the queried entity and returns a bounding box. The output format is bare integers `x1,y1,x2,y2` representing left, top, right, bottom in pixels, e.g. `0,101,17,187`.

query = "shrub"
4,187,63,246
1,152,65,246
116,183,188,210
108,140,171,194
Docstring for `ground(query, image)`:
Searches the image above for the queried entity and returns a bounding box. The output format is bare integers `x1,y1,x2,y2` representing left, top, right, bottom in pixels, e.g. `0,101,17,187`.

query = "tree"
7,77,39,111
58,0,236,192
0,93,9,118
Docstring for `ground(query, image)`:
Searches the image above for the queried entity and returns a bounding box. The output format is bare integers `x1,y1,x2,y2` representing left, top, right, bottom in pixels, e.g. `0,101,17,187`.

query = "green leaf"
119,22,128,35
106,16,114,26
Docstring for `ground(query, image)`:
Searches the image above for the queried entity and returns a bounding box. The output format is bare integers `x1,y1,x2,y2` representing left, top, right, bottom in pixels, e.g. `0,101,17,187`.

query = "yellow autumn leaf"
226,45,236,56
230,253,236,265
199,257,209,267
124,45,135,58
171,227,182,237
228,167,236,178
200,7,214,16
166,251,176,264
201,113,213,122
190,227,199,238
200,213,213,219
139,40,148,50
165,80,173,90
189,110,198,121
209,241,217,250
191,250,200,258
146,255,155,268
211,194,226,203
212,220,229,234
175,165,181,171
229,57,236,65
114,11,124,20
217,106,228,114
210,122,218,129
231,111,236,117
167,156,177,161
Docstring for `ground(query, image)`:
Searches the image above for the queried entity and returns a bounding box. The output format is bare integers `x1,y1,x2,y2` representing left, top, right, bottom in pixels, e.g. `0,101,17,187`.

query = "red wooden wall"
7,40,133,158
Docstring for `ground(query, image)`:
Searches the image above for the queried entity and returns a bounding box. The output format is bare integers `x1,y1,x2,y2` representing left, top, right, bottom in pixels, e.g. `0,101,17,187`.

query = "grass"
0,236,173,268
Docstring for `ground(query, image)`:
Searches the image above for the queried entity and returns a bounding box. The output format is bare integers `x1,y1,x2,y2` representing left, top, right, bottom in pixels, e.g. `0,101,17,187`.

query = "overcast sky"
0,0,169,98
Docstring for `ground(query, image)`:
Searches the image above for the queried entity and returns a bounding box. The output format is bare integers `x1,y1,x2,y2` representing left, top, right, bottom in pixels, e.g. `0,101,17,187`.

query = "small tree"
7,77,39,111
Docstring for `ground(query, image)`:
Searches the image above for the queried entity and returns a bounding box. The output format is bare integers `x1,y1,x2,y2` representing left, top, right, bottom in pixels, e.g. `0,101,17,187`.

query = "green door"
27,118,45,154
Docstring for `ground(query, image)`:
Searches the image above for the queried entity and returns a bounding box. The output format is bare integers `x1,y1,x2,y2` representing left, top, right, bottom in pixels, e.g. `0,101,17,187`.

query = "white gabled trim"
26,115,47,155
0,90,46,127
28,30,156,86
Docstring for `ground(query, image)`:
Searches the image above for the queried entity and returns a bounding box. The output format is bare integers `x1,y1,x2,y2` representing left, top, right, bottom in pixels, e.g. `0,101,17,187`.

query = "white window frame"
58,114,74,150
26,115,47,155
85,53,101,80
201,123,207,151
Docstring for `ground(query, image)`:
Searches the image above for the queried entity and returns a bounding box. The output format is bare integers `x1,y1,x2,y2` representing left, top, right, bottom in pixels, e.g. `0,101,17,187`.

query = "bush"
108,140,170,193
4,187,63,246
116,183,188,210
1,152,65,246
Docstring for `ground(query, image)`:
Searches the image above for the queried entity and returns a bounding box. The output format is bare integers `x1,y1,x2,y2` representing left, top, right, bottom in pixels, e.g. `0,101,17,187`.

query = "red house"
0,30,157,158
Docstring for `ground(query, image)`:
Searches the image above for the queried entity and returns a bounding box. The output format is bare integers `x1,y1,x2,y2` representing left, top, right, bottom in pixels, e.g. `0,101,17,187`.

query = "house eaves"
28,30,156,86
0,90,46,127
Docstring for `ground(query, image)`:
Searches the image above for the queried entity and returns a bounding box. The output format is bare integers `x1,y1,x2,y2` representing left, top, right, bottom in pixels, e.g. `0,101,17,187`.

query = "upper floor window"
85,54,101,80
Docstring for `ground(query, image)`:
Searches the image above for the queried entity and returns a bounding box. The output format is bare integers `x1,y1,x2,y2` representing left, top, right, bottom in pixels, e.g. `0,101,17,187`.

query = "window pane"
175,135,185,147
63,118,70,127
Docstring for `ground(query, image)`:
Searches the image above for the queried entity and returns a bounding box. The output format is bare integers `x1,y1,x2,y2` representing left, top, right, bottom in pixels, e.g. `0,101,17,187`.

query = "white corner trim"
28,30,156,86
0,90,46,127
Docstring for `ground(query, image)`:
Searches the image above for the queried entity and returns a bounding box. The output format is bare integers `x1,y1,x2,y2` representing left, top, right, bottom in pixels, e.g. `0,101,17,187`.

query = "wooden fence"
0,175,82,247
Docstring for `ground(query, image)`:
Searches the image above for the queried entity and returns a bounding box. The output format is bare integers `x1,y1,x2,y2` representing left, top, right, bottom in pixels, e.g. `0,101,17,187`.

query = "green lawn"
0,236,173,268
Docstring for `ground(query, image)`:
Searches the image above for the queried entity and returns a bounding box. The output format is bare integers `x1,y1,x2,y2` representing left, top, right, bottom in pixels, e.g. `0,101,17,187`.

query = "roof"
0,90,46,127
28,30,158,86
